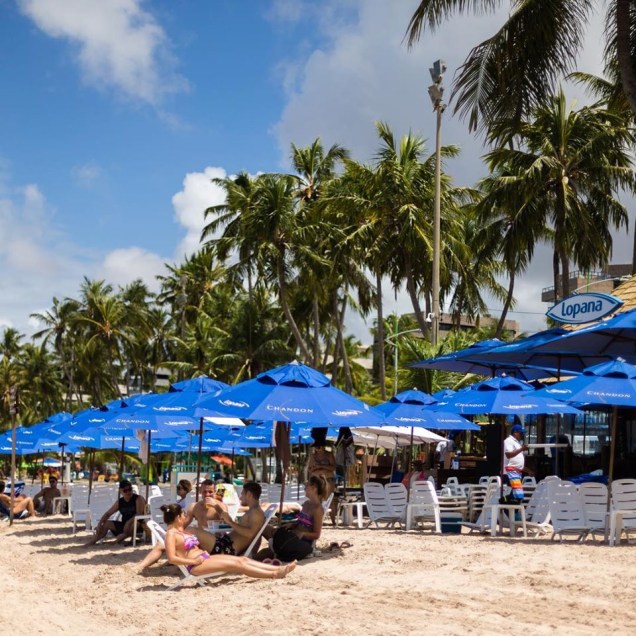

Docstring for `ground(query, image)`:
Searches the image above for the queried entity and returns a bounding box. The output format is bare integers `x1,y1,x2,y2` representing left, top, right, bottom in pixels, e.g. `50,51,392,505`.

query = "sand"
1,516,636,636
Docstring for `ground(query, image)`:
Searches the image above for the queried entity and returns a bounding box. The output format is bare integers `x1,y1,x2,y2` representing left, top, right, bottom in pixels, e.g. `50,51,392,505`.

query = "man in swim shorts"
191,481,264,556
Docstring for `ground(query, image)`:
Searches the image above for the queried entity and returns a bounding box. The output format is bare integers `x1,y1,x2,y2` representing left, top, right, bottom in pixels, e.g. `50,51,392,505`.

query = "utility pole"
428,59,447,347
8,385,19,526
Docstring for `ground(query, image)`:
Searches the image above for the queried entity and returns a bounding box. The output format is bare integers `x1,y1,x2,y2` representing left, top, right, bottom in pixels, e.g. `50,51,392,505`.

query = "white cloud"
17,0,188,105
71,162,102,188
171,166,228,258
0,183,98,335
99,247,165,293
272,0,631,341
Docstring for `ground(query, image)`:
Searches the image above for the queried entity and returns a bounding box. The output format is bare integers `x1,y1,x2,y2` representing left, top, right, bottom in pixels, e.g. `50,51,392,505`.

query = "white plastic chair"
385,483,408,520
362,482,403,529
547,481,592,542
578,482,608,539
610,479,636,544
406,480,440,532
524,477,559,537
460,482,500,534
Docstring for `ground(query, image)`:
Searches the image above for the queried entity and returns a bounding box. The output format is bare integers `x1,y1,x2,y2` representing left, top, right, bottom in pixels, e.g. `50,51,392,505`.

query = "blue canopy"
195,361,384,426
411,337,568,380
170,375,230,394
373,389,479,430
434,376,581,416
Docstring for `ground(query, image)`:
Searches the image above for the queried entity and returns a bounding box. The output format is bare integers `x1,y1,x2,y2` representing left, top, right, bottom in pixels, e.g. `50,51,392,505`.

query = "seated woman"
160,503,296,579
85,480,146,546
176,479,192,510
261,475,326,563
0,480,35,519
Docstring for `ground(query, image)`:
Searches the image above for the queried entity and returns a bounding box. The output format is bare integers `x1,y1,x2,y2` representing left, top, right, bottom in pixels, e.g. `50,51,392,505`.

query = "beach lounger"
609,479,636,545
547,481,592,542
460,483,499,534
524,477,558,537
578,482,608,540
363,482,403,529
146,503,277,590
405,480,440,532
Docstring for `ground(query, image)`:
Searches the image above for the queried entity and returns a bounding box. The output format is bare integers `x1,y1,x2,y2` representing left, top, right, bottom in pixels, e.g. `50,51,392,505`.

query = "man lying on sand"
137,481,265,572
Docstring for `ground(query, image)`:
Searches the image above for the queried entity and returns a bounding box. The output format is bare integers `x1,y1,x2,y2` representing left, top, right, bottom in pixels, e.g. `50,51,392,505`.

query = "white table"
608,509,636,546
52,496,72,516
488,503,527,538
336,501,367,529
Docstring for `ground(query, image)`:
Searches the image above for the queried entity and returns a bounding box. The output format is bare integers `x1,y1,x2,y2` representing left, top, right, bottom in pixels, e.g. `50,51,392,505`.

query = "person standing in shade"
335,427,354,486
503,424,532,502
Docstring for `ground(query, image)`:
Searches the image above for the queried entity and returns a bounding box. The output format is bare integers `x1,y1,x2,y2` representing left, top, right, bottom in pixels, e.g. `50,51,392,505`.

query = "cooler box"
440,512,462,534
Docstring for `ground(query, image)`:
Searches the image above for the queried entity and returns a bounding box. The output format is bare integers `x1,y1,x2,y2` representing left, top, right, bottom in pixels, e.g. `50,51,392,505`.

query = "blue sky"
0,0,629,342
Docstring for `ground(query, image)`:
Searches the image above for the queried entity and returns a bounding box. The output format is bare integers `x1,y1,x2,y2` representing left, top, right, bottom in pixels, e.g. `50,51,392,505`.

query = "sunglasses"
122,488,133,493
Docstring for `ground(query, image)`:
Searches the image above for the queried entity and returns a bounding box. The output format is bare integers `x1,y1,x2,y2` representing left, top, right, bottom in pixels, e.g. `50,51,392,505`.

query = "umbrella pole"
195,417,204,501
297,435,302,500
231,448,235,483
60,443,66,485
367,437,379,483
9,410,17,526
145,430,152,503
276,422,290,527
119,435,125,478
407,426,415,500
608,406,618,508
88,449,94,505
555,415,561,477
39,450,44,488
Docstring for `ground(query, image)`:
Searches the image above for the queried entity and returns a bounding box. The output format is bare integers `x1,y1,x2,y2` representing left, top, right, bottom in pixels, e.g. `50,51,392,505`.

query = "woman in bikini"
266,475,326,562
161,504,296,579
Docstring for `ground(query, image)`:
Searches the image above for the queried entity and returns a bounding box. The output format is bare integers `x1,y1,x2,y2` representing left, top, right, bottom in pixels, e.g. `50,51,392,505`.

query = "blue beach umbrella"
534,358,636,487
373,389,480,431
195,361,383,508
411,337,567,380
474,327,613,376
434,376,581,416
195,361,383,427
170,375,230,394
112,390,244,496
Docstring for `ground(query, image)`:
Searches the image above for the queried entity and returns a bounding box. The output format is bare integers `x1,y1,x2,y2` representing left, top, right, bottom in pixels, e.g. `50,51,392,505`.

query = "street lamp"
428,59,447,347
386,327,424,396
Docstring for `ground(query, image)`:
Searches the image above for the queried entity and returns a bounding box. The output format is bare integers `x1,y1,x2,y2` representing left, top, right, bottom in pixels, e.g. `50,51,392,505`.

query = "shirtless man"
183,479,228,529
33,476,61,515
191,481,265,556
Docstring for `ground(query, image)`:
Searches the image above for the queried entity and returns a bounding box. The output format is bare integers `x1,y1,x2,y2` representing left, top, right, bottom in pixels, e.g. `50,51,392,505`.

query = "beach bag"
272,527,314,562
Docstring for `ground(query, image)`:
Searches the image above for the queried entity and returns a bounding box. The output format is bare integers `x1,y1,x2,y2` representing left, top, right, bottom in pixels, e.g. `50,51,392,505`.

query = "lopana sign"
546,292,623,325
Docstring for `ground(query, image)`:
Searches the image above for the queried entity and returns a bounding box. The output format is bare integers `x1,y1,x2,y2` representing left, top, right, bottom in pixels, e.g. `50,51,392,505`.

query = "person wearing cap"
503,424,532,501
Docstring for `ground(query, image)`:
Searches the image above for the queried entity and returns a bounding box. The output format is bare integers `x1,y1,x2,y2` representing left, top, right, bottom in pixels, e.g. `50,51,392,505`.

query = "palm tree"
406,1,636,134
291,139,349,366
14,343,64,422
31,297,81,410
446,209,507,331
474,164,548,335
483,89,635,299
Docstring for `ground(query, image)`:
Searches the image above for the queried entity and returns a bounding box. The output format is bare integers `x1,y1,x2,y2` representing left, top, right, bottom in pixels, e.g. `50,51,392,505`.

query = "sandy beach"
2,516,636,636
